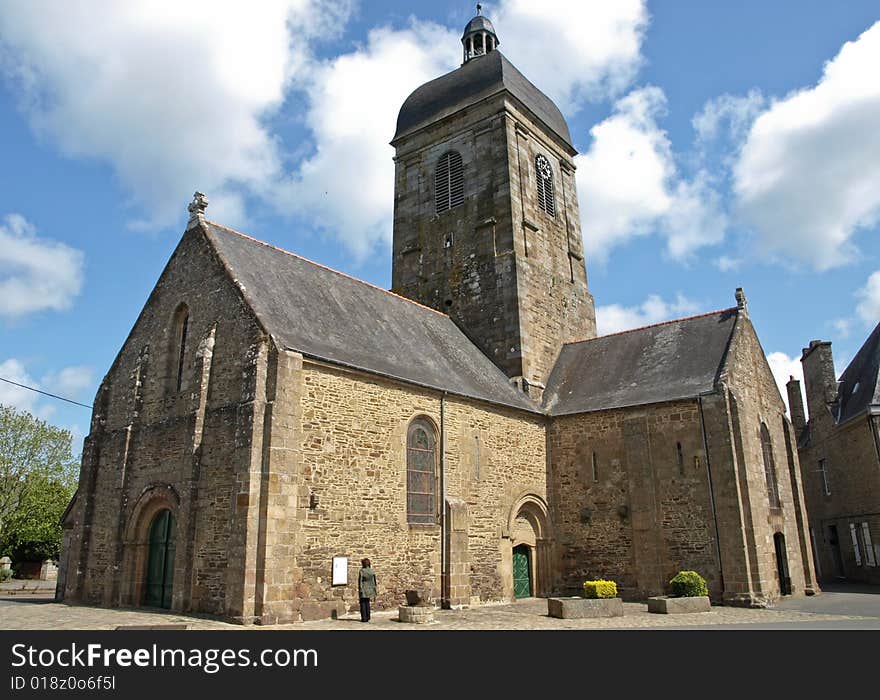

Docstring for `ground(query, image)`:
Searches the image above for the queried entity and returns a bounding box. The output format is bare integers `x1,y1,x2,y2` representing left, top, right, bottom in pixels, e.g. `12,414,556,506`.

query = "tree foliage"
0,404,78,562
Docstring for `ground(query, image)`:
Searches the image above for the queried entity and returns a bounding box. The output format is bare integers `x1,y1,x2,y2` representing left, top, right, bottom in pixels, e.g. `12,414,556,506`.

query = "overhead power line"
0,376,93,410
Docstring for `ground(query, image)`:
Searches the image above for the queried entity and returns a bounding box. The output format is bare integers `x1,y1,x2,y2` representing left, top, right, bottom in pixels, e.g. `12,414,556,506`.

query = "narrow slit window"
435,151,464,214
760,423,780,508
171,304,189,393
676,442,684,475
535,154,556,217
591,451,598,482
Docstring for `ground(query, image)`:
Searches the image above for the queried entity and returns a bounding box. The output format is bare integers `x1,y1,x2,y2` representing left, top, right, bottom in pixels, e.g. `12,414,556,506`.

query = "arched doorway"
506,494,551,599
774,532,791,596
513,545,532,598
144,509,176,608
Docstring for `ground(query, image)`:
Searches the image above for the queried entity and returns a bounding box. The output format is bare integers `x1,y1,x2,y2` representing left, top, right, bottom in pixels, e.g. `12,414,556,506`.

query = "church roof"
393,50,573,150
202,222,539,413
544,309,739,416
833,320,880,424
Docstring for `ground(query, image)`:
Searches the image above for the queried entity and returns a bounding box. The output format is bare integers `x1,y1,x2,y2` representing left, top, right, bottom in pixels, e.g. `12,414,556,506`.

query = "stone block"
547,597,623,619
398,605,434,624
647,596,711,614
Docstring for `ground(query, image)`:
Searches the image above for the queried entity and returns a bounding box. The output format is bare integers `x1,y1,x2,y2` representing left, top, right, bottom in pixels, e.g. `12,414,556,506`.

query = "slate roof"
202,222,539,413
833,320,880,424
393,50,573,149
544,309,739,416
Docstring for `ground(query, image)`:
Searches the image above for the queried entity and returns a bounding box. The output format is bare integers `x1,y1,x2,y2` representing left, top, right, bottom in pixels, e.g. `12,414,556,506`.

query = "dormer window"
435,150,464,214
535,154,556,217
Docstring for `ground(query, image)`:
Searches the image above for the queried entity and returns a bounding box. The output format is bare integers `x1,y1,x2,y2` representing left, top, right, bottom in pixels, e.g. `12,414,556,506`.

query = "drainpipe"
440,392,448,609
698,393,725,594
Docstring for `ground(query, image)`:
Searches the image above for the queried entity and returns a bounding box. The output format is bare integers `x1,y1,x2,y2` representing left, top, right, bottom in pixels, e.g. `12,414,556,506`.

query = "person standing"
358,558,377,622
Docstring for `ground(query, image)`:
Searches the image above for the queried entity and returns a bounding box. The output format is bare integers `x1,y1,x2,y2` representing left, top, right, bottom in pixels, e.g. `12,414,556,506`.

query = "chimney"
786,375,807,434
801,340,838,424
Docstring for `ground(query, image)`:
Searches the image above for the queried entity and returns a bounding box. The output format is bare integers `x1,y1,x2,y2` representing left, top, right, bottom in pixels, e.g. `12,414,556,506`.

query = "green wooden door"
513,545,531,598
144,510,176,609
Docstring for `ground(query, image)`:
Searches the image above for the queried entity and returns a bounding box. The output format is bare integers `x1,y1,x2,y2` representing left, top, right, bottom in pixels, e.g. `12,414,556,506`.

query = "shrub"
670,571,708,597
583,579,618,599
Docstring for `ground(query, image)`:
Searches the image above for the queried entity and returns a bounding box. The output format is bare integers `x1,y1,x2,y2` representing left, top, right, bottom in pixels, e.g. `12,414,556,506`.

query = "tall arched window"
171,304,189,392
761,423,781,508
535,154,556,217
406,418,438,524
435,151,464,214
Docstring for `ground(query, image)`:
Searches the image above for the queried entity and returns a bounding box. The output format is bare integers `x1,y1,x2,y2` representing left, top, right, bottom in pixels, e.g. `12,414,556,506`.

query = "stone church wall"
62,225,269,620
258,358,547,622
548,400,721,600
709,315,817,604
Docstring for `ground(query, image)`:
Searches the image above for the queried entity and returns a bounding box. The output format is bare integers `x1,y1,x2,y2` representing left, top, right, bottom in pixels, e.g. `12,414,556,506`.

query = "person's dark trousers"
359,597,371,622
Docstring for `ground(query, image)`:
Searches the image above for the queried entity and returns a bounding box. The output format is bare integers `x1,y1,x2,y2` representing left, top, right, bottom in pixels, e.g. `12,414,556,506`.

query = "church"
58,10,817,623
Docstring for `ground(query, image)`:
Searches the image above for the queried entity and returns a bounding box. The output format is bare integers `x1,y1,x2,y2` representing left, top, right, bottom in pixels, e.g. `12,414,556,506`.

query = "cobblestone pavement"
0,595,873,630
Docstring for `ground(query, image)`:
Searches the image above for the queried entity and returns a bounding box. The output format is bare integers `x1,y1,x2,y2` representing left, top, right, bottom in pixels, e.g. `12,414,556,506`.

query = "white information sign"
332,556,348,586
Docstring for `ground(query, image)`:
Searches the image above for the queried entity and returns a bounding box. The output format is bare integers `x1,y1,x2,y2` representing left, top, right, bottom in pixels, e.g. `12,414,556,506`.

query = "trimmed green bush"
583,579,618,599
670,571,708,597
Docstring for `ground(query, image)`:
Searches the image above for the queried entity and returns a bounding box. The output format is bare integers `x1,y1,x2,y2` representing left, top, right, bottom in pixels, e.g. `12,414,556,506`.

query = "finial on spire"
735,287,748,316
477,3,482,14
187,191,208,227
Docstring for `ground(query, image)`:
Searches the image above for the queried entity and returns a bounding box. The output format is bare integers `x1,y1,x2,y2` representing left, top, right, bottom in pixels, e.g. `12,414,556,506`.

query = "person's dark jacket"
358,566,377,600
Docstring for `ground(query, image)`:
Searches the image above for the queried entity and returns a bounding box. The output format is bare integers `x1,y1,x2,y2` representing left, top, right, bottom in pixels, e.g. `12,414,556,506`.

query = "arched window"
435,151,464,214
171,304,189,392
761,423,780,508
406,418,438,524
535,154,556,217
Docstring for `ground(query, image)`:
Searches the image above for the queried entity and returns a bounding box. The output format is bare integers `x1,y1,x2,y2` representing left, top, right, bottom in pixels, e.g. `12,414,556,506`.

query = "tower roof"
463,14,497,39
392,49,574,151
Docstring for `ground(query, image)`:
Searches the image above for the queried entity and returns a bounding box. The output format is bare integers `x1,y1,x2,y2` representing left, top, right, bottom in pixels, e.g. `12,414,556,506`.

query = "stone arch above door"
121,483,180,607
505,493,552,598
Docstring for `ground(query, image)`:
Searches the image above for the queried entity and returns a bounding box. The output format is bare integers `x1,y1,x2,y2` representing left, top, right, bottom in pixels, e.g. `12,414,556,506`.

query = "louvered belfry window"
435,150,464,214
535,154,556,217
407,418,438,524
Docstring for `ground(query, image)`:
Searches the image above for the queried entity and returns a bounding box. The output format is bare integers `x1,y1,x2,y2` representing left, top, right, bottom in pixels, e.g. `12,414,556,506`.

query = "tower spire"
461,6,498,64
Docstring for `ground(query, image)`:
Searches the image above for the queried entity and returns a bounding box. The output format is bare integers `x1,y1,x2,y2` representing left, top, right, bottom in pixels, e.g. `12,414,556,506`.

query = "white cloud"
0,358,39,413
767,351,806,419
715,256,741,272
693,90,765,145
0,214,84,318
855,270,880,328
832,317,853,339
277,21,460,257
41,366,94,401
595,293,700,336
733,21,880,270
576,88,725,263
492,0,648,112
1,359,95,424
280,2,650,257
0,2,650,257
0,1,355,231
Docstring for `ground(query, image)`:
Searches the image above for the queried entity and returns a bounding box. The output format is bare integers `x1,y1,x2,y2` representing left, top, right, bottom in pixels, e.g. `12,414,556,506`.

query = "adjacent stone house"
58,11,817,622
788,323,880,584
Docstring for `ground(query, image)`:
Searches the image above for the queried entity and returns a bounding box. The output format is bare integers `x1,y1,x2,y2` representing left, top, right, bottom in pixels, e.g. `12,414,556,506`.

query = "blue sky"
0,1,878,451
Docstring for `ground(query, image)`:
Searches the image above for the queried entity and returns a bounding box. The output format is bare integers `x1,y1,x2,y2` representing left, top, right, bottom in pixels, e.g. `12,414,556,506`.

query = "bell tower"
390,9,596,397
